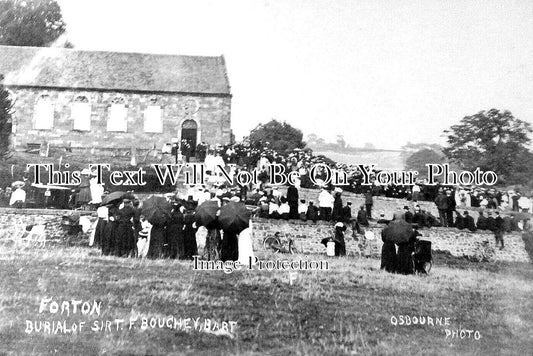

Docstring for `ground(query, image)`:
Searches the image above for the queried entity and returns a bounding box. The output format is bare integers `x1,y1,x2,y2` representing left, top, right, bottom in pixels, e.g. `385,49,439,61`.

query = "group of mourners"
91,197,198,259
89,193,255,263
379,209,425,275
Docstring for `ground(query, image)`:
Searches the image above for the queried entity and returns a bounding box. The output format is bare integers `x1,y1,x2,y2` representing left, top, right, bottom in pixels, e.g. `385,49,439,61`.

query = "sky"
56,0,533,150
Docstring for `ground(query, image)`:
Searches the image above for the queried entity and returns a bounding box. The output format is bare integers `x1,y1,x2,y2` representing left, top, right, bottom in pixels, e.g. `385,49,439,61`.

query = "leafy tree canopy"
248,119,305,153
0,0,67,47
405,148,445,175
443,109,533,185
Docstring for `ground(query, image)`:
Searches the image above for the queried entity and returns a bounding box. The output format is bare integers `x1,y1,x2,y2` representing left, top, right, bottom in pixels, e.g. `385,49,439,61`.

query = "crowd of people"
2,139,532,214
89,193,255,264
2,139,532,260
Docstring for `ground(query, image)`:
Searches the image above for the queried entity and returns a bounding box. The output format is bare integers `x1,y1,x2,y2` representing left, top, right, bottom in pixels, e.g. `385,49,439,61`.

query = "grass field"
0,244,532,356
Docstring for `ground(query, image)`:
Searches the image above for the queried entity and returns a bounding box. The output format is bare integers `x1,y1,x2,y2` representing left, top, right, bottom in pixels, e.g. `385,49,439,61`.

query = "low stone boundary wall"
251,218,530,263
0,208,530,264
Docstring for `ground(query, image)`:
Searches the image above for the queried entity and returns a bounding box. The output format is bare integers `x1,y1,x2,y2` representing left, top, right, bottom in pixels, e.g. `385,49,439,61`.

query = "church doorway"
181,119,197,158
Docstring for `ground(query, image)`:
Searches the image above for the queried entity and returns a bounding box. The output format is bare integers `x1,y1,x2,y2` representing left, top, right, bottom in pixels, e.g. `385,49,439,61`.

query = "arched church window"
34,94,54,130
107,96,127,132
144,96,162,133
72,95,91,131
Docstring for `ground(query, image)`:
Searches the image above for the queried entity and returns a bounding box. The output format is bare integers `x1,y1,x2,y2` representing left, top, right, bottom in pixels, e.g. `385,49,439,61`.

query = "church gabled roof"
0,45,231,96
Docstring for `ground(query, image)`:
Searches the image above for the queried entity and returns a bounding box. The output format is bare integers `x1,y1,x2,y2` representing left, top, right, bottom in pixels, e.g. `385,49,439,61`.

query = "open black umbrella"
195,200,219,228
218,201,250,234
101,191,125,205
141,196,172,225
321,236,341,247
381,220,413,244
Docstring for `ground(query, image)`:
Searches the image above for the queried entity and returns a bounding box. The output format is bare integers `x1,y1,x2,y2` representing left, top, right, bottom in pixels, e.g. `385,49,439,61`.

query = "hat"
334,222,344,228
347,201,352,205
230,196,240,202
334,187,343,193
139,230,149,237
403,206,409,210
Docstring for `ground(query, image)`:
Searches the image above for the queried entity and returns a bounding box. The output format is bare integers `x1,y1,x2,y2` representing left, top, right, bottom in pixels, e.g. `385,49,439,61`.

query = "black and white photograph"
0,0,532,355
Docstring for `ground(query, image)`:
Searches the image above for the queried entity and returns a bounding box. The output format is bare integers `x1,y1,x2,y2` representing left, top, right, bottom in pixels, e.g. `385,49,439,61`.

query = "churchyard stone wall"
0,207,529,264
9,87,231,151
251,218,530,263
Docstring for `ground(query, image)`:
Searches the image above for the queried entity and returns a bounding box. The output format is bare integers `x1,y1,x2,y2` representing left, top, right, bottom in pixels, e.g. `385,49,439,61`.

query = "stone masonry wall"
10,88,231,150
251,218,530,263
0,208,529,264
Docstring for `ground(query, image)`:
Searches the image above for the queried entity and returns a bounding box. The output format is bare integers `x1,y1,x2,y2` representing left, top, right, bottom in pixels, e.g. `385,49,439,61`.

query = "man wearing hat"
364,189,374,220
357,205,369,226
434,189,449,227
404,206,413,224
342,201,352,224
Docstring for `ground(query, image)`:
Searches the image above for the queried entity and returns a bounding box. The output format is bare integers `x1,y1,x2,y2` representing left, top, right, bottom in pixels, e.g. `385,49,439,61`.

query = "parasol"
381,220,413,244
218,201,250,234
101,191,126,205
195,200,220,228
141,196,172,225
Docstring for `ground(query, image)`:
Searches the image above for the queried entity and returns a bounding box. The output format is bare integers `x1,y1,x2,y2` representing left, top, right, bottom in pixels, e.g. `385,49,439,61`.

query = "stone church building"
0,45,232,154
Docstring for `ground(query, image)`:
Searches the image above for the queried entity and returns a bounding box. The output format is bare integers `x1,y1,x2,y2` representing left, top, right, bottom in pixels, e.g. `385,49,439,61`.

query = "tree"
0,75,14,158
0,0,67,47
443,109,533,184
248,119,305,152
405,148,446,178
336,135,346,149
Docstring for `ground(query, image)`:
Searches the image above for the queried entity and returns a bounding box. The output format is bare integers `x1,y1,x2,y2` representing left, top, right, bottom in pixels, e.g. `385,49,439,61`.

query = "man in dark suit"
342,201,352,224
463,211,476,232
404,206,414,224
357,205,369,226
476,211,488,230
486,212,496,232
446,190,456,227
365,190,373,219
493,211,505,249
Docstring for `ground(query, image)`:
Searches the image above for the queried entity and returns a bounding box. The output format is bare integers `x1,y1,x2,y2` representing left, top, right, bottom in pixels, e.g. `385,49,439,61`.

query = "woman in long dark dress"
182,210,198,260
116,202,136,257
102,204,120,256
396,230,420,275
334,222,347,256
147,224,165,259
380,232,397,273
220,230,239,262
165,206,184,259
332,192,344,222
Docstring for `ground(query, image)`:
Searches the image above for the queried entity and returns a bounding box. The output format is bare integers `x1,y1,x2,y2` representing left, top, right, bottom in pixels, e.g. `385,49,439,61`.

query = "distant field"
0,244,532,355
314,150,407,170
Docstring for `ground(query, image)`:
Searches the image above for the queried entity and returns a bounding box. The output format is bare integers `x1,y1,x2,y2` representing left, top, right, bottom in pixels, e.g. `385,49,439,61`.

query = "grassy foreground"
0,246,532,356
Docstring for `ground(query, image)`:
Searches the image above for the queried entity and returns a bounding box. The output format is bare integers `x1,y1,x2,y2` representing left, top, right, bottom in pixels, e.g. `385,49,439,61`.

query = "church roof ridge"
0,45,231,95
